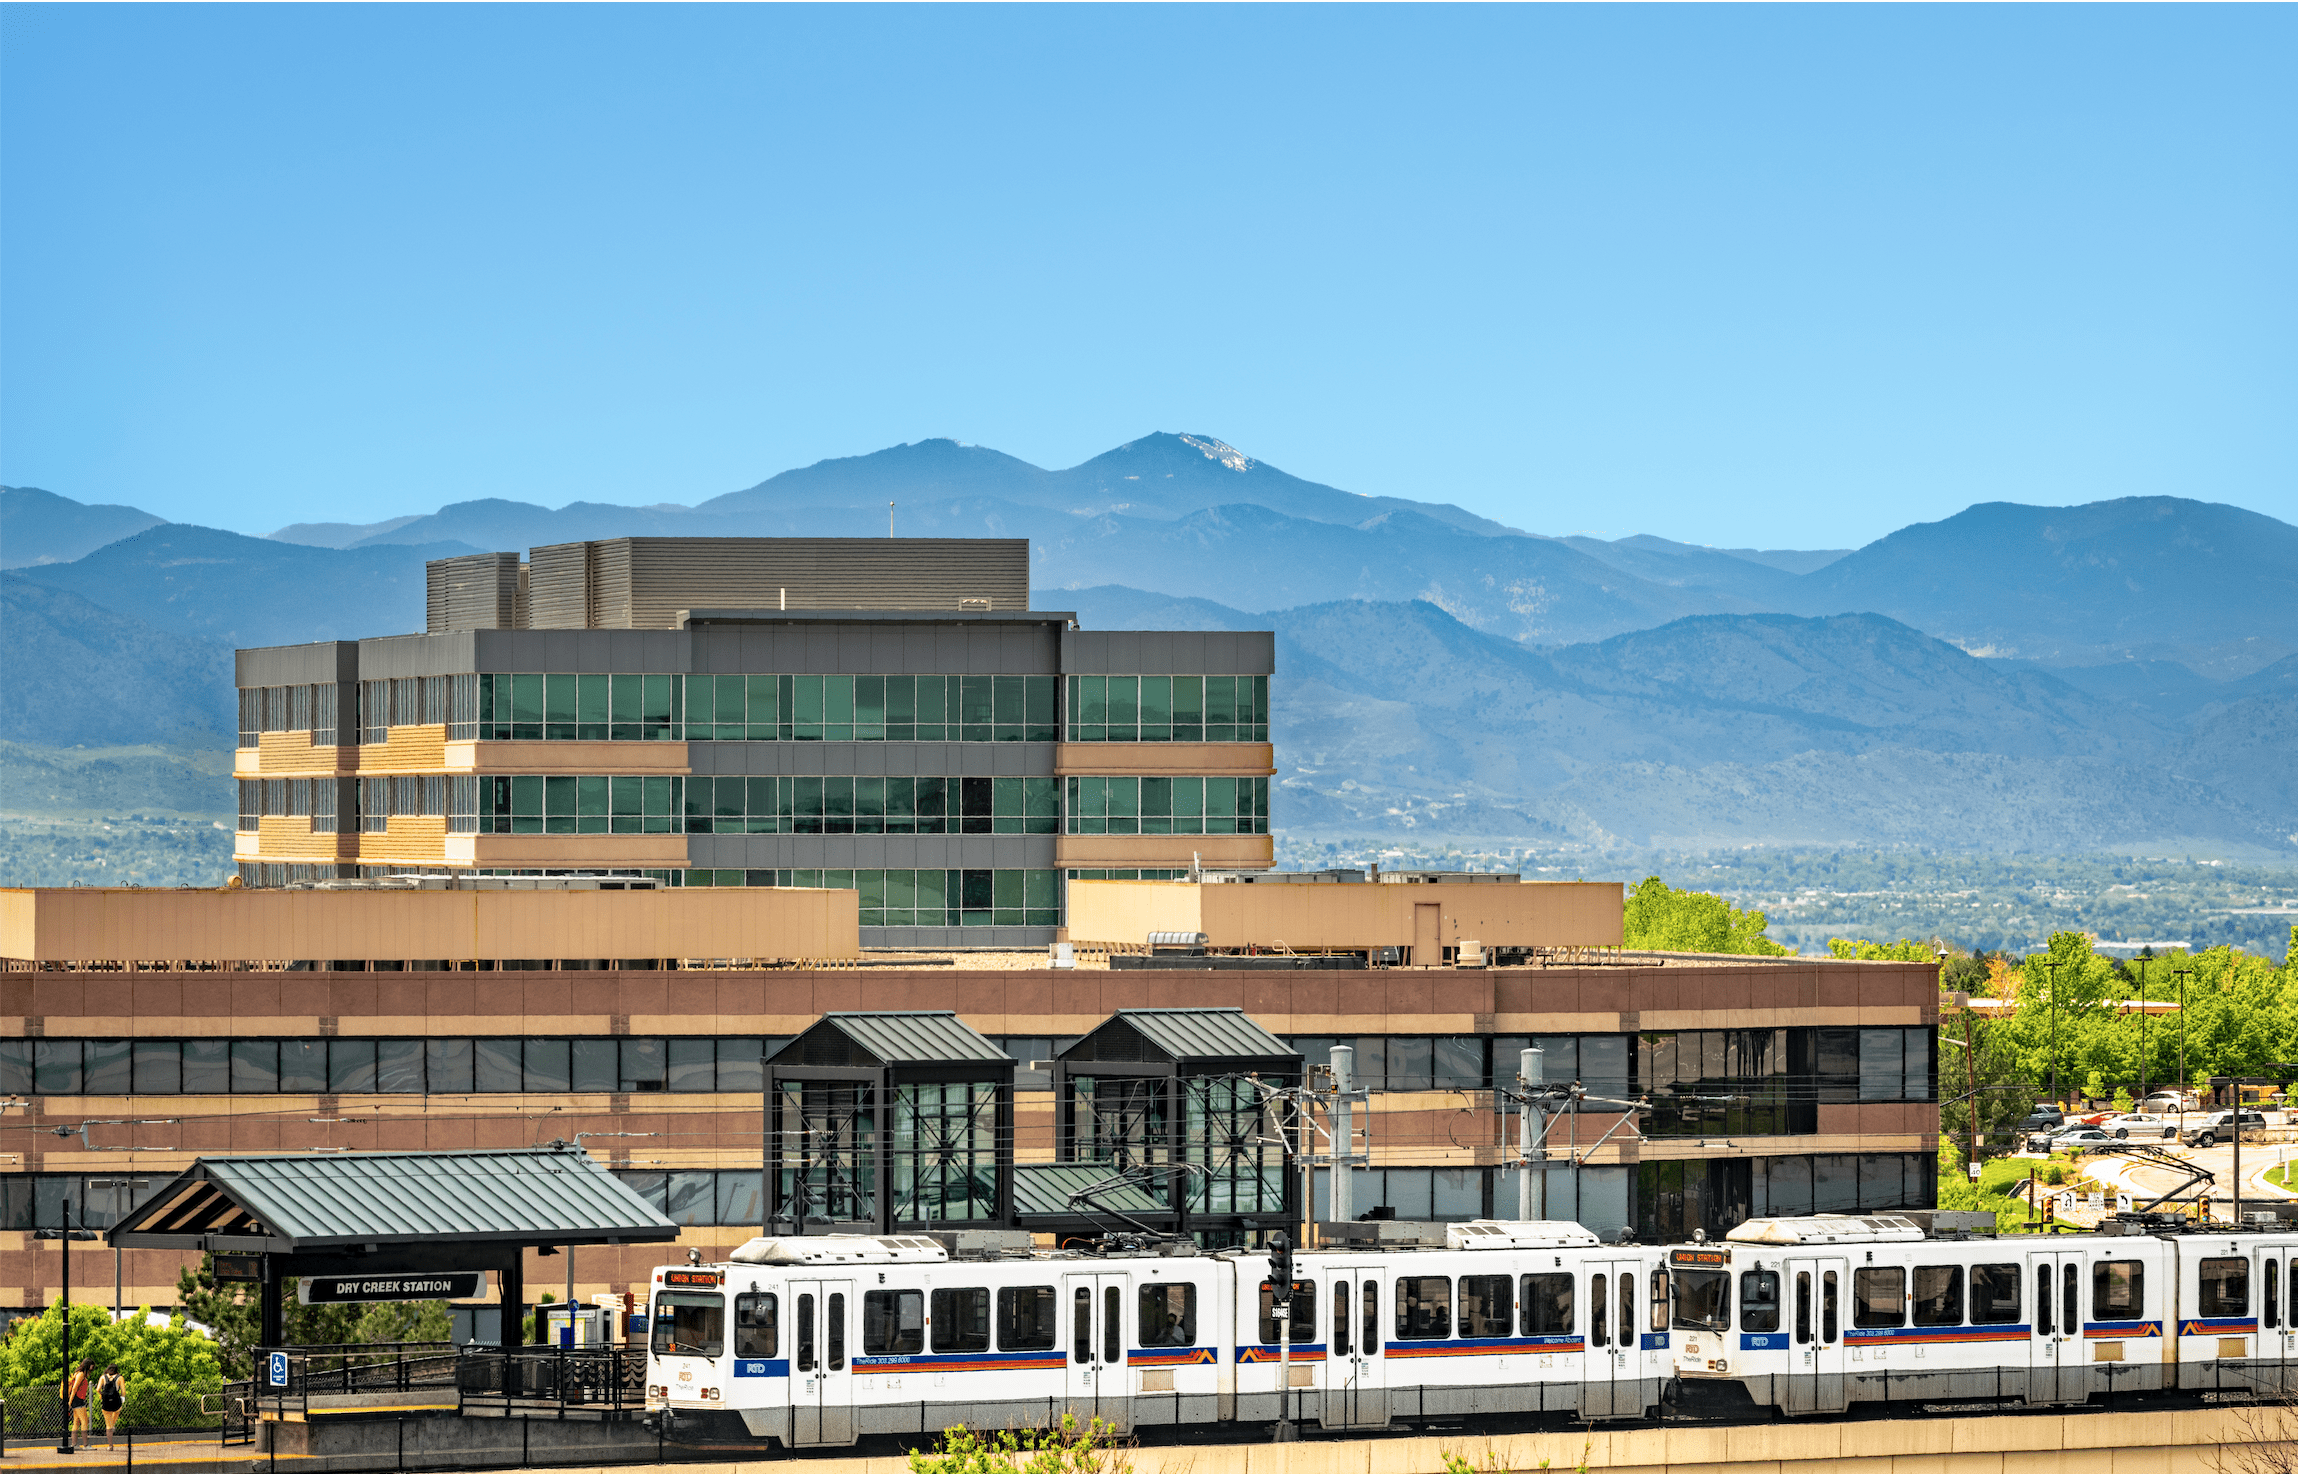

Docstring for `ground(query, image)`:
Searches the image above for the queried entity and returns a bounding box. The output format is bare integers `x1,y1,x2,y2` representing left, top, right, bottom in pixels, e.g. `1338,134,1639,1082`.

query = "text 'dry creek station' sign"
297,1272,487,1305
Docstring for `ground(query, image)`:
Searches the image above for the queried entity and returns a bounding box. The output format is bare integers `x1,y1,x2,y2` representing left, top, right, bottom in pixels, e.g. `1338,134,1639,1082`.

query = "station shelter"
1048,1008,1301,1245
764,1011,1018,1236
107,1147,680,1349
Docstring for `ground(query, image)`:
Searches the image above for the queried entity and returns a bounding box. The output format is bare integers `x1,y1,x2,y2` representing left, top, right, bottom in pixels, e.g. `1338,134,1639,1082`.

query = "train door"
1064,1273,1131,1430
1585,1260,1643,1419
2258,1246,2294,1395
2026,1249,2084,1404
1782,1256,1846,1415
1320,1266,1388,1429
790,1279,853,1446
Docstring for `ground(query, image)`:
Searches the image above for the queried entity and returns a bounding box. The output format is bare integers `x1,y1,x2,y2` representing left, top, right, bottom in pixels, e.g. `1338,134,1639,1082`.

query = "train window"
2062,1264,2078,1334
2035,1267,2053,1336
1591,1274,1609,1348
932,1288,991,1353
1741,1271,1781,1333
1104,1286,1122,1365
1073,1287,1092,1364
1853,1268,1905,1328
1139,1283,1197,1347
1259,1280,1316,1343
734,1292,778,1358
2093,1262,2143,1323
1521,1273,1574,1337
1620,1275,1636,1346
1397,1277,1452,1341
827,1292,845,1371
2266,1262,2281,1331
1673,1269,1730,1333
1651,1269,1669,1334
1363,1281,1380,1355
651,1291,726,1358
1332,1281,1351,1356
1460,1275,1512,1339
1970,1264,2020,1324
998,1286,1057,1350
797,1293,816,1372
1821,1271,1838,1343
1912,1265,1964,1327
2201,1258,2250,1318
863,1290,924,1356
1794,1272,1811,1344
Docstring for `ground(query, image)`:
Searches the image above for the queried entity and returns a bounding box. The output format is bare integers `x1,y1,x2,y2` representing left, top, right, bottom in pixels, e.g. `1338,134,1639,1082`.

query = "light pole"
2175,968,2193,1115
34,1197,99,1455
2136,947,2152,1109
2045,960,2061,1109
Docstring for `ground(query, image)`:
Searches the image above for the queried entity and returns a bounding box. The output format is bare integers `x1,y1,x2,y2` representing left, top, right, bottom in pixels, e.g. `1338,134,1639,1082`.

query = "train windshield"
652,1291,726,1358
1673,1269,1731,1332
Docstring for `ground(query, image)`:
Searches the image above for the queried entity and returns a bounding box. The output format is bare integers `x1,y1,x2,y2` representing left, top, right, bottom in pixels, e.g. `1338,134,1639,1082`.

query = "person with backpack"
61,1360,92,1449
97,1364,127,1448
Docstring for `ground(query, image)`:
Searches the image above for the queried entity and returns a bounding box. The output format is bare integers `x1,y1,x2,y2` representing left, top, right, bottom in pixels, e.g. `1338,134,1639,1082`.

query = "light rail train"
641,1212,2298,1448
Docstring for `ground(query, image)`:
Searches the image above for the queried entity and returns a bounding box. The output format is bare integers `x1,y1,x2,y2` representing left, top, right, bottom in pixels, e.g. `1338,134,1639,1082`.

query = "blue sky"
3,4,2291,549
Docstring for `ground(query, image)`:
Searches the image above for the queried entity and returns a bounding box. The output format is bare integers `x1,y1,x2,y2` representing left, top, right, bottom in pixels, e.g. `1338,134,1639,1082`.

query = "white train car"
644,1221,1672,1448
1665,1213,2298,1418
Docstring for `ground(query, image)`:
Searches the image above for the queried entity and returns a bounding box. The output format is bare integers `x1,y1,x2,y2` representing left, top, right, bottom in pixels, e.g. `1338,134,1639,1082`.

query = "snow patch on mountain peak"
1179,434,1254,473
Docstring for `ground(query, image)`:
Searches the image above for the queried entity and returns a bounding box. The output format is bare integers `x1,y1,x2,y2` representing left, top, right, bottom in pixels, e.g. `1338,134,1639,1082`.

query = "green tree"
1623,877,1791,956
0,1303,223,1393
174,1255,452,1380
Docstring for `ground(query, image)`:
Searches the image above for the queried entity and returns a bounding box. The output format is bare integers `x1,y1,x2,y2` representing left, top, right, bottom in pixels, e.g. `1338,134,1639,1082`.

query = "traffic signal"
1269,1232,1293,1302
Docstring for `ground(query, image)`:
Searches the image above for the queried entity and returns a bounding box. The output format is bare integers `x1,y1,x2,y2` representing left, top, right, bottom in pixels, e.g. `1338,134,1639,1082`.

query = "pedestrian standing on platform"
97,1364,127,1449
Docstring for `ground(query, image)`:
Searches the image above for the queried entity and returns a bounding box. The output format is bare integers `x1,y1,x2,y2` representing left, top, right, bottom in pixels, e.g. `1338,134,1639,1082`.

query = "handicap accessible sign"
269,1352,288,1387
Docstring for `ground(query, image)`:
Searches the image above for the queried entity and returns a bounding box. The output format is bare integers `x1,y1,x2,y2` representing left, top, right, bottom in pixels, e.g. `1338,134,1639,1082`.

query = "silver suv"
2183,1110,2267,1148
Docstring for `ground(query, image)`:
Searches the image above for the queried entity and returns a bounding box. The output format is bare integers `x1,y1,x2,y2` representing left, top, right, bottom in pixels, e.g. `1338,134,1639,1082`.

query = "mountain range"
4,431,2294,857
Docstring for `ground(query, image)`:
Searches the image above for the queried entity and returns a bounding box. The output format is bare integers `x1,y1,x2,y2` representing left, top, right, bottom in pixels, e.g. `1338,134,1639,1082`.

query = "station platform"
0,1405,2281,1474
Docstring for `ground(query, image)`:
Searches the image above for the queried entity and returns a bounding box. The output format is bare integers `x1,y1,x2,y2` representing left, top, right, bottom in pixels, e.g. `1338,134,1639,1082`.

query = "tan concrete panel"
446,740,691,775
1069,880,1628,950
253,816,350,862
1,886,859,962
352,725,449,773
254,730,342,775
1054,743,1276,777
459,833,689,869
1056,836,1273,869
355,815,451,865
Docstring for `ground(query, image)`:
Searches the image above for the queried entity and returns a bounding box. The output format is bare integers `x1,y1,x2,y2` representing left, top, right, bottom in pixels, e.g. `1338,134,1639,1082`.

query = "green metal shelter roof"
1073,1008,1299,1064
774,1011,1011,1067
1011,1164,1171,1219
109,1147,681,1252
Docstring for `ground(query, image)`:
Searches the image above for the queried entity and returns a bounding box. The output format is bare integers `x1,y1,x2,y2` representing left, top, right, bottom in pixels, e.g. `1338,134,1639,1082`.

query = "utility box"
542,1305,609,1347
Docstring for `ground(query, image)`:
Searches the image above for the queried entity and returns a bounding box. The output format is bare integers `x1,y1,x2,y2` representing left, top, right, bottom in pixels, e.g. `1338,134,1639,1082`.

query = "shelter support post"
259,1257,283,1350
501,1254,523,1349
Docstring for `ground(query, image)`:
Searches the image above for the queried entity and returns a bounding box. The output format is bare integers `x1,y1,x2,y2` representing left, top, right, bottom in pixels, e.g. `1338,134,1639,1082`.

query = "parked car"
2026,1122,2114,1153
2045,1127,2120,1156
2014,1107,2066,1134
2183,1110,2269,1147
2098,1112,2176,1141
2138,1093,2194,1114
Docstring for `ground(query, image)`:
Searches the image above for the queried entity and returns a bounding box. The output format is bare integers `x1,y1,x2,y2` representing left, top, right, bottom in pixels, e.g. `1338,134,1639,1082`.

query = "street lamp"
34,1197,101,1455
2175,968,2194,1107
2136,947,2152,1109
2045,960,2061,1109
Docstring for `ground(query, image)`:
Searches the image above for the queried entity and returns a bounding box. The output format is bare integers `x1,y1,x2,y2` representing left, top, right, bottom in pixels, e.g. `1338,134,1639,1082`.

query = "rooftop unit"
1726,1215,1929,1246
729,1234,950,1266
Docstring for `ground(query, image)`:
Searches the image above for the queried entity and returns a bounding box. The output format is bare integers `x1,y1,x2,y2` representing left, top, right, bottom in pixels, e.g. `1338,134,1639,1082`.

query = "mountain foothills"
3,430,2294,868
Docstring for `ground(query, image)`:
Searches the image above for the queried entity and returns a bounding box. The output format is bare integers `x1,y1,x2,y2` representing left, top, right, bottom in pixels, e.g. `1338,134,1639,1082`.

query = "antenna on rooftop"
889,501,896,538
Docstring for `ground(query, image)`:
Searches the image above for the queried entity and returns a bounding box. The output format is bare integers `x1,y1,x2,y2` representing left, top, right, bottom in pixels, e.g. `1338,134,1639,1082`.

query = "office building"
233,538,1275,946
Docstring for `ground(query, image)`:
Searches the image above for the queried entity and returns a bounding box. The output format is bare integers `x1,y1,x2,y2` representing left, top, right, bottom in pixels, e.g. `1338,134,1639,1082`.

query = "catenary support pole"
1519,1047,1543,1220
1329,1046,1354,1225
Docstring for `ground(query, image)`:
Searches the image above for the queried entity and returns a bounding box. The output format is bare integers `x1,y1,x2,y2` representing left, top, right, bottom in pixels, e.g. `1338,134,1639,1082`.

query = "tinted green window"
960,676,994,742
824,676,854,741
1140,677,1171,741
1107,677,1138,739
512,674,544,739
578,674,609,740
747,675,778,739
855,676,885,739
792,676,823,739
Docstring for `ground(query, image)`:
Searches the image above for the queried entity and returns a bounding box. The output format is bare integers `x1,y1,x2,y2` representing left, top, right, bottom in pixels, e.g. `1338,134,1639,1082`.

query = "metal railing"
455,1345,647,1420
251,1341,460,1421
